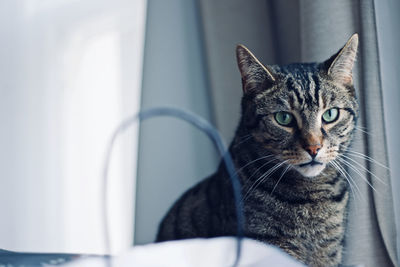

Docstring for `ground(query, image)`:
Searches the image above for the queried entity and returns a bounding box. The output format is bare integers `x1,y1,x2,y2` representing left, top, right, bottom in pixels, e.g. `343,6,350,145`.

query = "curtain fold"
135,0,218,245
374,0,400,261
358,1,397,265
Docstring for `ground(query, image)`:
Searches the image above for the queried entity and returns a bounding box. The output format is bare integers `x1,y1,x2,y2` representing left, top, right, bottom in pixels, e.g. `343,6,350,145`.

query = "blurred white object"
0,0,146,254
63,237,305,267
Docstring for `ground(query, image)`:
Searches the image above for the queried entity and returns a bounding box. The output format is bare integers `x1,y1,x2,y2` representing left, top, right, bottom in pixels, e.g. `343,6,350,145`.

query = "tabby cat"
156,34,359,267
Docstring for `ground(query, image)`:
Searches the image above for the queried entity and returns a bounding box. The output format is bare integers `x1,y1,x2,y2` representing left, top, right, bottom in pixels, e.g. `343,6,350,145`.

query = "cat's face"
237,34,359,178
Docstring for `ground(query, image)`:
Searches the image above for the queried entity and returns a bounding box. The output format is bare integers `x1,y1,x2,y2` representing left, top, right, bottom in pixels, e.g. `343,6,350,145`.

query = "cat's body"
157,35,359,267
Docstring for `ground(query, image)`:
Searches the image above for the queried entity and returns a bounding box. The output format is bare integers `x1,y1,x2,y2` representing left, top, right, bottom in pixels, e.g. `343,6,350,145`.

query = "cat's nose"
305,144,322,158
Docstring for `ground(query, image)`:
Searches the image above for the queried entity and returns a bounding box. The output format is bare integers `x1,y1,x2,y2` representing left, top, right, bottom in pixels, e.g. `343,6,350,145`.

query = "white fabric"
63,237,305,267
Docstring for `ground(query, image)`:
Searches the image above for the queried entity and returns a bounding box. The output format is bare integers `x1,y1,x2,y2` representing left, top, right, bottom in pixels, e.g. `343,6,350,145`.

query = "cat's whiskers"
234,154,275,175
330,160,362,217
336,157,379,194
241,157,279,182
270,164,292,195
242,160,288,202
239,134,252,139
241,159,281,201
355,125,368,130
330,160,363,201
233,134,253,148
354,125,373,136
342,148,390,170
339,154,386,185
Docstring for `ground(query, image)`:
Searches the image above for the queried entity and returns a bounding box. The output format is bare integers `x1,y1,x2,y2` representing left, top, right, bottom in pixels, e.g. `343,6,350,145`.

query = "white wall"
0,0,146,254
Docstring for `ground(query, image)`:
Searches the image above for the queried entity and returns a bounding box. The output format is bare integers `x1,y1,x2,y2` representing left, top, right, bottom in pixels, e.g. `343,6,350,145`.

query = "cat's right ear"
236,45,276,93
323,34,359,85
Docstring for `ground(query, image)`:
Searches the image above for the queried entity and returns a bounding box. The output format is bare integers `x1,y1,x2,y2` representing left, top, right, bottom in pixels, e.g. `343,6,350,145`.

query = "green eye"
322,108,339,123
275,112,293,126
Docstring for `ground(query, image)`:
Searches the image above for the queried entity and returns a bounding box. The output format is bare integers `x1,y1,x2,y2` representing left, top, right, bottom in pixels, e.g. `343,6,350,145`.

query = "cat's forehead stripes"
307,73,318,104
281,69,323,114
319,82,356,111
286,78,305,109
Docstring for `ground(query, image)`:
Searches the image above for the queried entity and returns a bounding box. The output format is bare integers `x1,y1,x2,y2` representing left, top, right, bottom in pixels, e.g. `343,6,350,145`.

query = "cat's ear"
324,34,359,85
236,44,276,93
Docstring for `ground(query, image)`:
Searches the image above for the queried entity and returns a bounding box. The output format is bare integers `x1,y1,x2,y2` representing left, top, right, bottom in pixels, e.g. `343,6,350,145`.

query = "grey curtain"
134,0,218,245
136,1,399,266
198,0,398,266
375,0,400,261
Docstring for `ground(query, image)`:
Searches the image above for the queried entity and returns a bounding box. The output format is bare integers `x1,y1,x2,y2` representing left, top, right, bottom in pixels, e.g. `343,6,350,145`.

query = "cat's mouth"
294,160,326,177
298,160,324,168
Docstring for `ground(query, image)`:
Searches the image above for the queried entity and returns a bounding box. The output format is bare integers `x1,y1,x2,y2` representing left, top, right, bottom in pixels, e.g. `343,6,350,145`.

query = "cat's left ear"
324,34,359,85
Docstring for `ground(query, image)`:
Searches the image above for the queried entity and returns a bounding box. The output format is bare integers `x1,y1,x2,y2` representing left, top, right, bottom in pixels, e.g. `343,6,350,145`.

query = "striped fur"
157,34,359,267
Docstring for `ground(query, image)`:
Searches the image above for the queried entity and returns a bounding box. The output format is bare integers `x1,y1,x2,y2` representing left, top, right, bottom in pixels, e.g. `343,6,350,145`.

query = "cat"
156,34,359,267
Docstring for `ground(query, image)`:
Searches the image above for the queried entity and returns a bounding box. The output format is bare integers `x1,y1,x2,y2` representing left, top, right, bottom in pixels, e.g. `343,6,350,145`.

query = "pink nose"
305,144,322,157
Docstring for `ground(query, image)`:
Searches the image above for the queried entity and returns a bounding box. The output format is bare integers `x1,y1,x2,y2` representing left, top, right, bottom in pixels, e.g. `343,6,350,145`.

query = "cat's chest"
242,193,348,267
243,191,349,237
291,198,348,224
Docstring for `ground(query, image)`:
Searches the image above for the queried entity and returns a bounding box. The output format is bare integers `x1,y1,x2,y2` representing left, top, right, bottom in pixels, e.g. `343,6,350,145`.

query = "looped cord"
102,107,244,267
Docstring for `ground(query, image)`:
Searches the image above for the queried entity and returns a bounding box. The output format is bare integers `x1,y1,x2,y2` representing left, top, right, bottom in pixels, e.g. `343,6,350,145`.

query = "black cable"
102,107,244,267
